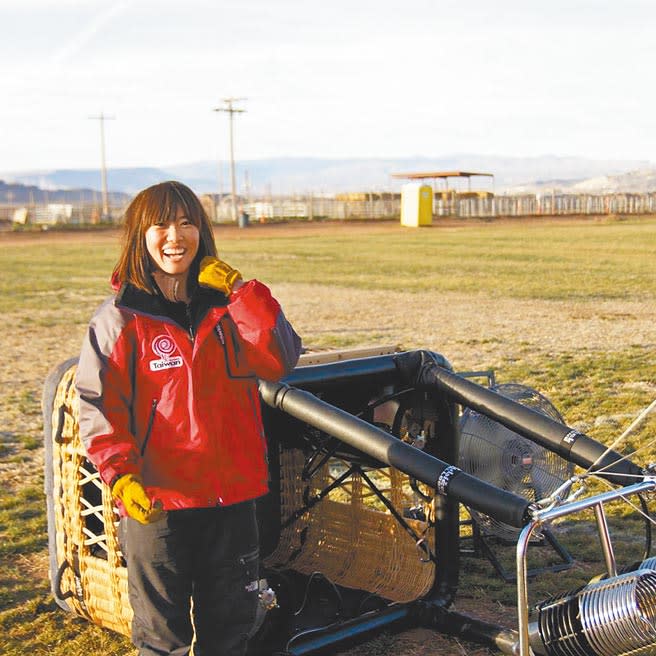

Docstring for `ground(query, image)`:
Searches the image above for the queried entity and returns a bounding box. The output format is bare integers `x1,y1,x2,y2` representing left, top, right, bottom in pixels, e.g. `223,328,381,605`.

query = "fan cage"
459,383,574,542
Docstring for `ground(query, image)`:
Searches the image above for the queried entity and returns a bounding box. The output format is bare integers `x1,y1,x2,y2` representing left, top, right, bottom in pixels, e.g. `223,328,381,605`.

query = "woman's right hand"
112,474,164,524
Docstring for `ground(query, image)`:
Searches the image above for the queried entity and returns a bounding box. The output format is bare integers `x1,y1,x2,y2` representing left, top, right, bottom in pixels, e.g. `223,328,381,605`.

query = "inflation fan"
459,383,574,577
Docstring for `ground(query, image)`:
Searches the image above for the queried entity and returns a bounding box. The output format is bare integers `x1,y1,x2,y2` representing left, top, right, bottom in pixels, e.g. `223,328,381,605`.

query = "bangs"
142,182,203,229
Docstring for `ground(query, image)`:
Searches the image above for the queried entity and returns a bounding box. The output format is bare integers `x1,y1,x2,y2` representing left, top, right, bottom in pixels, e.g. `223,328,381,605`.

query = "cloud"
50,0,133,68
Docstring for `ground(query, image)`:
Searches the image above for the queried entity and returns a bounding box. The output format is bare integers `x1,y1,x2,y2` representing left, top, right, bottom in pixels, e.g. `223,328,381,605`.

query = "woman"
76,181,302,656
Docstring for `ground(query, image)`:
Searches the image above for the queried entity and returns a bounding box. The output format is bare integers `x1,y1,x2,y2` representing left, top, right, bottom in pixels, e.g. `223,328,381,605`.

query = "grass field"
1,216,655,655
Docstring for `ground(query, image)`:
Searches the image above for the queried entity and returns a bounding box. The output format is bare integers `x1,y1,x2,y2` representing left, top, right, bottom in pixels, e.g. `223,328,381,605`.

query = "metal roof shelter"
392,170,495,192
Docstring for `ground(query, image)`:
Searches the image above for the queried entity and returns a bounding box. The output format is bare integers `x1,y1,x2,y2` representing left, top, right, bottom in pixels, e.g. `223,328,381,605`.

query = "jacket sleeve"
75,299,141,487
227,280,302,381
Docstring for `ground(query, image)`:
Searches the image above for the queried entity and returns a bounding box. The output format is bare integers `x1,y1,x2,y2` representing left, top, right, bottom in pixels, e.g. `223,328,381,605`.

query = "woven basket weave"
49,363,132,636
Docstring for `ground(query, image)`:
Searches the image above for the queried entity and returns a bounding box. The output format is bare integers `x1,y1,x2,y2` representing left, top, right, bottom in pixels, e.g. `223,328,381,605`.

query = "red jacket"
76,279,302,513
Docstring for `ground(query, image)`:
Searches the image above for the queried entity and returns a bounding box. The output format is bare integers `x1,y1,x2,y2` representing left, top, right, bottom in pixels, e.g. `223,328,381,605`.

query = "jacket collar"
116,282,228,318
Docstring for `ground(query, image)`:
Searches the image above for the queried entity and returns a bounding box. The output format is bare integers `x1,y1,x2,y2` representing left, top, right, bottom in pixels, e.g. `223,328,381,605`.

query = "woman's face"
145,205,200,278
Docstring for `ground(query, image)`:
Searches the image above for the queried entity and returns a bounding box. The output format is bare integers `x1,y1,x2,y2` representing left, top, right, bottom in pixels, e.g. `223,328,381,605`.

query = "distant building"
391,170,495,198
334,192,400,201
12,204,73,225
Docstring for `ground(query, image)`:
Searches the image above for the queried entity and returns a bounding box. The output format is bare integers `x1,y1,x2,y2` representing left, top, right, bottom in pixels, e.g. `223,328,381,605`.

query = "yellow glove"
111,474,163,525
198,256,242,295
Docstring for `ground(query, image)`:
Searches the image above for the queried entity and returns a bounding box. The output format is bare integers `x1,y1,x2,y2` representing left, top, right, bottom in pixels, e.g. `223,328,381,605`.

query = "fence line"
239,192,656,222
234,197,401,222
444,192,656,218
1,203,123,225
4,192,656,226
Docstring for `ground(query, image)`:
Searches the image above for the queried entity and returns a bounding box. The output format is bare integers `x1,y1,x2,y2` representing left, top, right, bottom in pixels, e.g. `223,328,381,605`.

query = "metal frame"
515,478,656,656
257,354,464,654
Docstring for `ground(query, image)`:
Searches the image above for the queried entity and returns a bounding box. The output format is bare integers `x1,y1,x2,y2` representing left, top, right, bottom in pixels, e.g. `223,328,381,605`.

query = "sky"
1,0,656,172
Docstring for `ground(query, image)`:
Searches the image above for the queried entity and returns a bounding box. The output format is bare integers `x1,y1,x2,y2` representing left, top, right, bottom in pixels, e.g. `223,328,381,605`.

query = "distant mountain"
0,178,129,204
2,155,654,197
0,167,171,196
506,168,656,194
570,168,656,193
165,155,655,194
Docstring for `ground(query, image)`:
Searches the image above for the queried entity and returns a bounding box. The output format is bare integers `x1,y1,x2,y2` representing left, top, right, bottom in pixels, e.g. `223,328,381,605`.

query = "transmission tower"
89,112,115,220
213,98,246,224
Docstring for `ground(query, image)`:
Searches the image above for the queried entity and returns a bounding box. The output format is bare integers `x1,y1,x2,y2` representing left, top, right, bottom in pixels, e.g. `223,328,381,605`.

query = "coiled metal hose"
531,569,656,656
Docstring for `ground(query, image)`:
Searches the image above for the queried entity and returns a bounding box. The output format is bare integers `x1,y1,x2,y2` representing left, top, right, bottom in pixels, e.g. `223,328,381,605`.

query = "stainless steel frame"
516,478,656,656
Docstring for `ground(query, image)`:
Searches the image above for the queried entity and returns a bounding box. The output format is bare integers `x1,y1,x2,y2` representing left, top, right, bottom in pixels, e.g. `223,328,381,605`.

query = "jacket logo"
150,335,183,371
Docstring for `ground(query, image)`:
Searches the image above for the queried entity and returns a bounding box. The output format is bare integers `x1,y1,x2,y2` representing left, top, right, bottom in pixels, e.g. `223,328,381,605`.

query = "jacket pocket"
140,398,158,456
239,546,260,589
216,318,255,379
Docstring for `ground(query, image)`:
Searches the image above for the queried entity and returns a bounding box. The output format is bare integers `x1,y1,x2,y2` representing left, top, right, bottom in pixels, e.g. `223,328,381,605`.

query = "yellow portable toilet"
400,183,433,227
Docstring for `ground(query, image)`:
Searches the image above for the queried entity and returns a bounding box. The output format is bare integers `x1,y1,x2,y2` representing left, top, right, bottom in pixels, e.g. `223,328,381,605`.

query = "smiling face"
114,181,217,295
145,205,200,280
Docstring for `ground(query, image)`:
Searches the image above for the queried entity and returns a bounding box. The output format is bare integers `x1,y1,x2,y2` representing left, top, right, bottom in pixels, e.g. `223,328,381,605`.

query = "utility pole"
213,98,246,224
89,112,115,220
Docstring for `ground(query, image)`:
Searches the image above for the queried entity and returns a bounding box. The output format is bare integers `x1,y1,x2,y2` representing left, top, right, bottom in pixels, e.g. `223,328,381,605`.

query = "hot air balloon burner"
516,479,656,656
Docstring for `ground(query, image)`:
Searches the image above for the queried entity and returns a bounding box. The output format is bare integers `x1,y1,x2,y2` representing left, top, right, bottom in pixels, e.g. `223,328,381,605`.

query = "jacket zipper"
140,399,158,456
185,304,194,340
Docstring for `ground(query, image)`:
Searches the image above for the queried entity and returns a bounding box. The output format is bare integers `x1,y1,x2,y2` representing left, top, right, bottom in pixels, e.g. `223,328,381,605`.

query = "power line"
213,98,246,224
88,112,115,220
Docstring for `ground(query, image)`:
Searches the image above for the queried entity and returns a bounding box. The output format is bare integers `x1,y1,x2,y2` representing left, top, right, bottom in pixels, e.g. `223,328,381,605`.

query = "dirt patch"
272,282,656,370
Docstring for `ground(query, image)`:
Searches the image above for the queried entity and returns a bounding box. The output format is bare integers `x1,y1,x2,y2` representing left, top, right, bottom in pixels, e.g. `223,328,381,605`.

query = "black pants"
121,501,260,656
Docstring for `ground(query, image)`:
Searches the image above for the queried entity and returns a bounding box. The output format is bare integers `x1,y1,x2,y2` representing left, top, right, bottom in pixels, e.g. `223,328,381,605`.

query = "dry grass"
1,217,655,655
